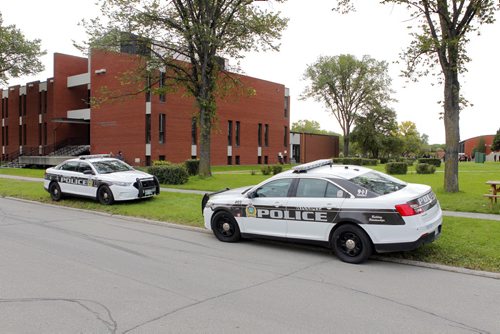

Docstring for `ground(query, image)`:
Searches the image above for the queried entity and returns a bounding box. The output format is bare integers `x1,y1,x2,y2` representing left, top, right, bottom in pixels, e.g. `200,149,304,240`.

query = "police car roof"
281,164,372,180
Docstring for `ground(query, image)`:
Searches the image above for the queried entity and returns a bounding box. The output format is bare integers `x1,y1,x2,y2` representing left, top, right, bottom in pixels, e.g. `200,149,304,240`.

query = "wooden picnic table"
484,180,500,207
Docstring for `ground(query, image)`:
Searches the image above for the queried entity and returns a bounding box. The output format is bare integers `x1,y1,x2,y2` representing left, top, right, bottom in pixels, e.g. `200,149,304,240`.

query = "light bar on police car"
292,159,333,173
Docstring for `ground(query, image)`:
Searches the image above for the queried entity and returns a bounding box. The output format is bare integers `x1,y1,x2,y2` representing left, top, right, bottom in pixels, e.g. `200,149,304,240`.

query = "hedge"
416,163,436,174
332,158,378,166
184,159,200,176
147,164,189,184
418,158,441,167
385,162,408,175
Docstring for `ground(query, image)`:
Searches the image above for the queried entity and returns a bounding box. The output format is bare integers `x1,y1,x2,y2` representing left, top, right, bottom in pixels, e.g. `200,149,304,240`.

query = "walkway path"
1,174,499,220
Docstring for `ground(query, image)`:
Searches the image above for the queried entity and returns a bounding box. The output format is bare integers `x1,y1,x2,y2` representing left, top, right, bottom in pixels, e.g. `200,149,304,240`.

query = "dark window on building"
38,92,42,115
4,98,8,118
228,120,233,146
1,127,3,146
264,155,268,164
235,156,240,165
5,126,8,145
159,155,165,161
235,121,240,146
258,156,262,164
227,156,232,165
38,124,42,145
284,96,289,118
23,124,26,145
191,117,197,145
258,123,262,146
159,113,166,144
23,95,26,116
284,126,288,147
18,96,22,117
18,125,22,145
145,114,151,144
43,91,47,114
159,72,166,102
145,75,151,102
264,124,269,147
146,156,151,166
43,123,47,145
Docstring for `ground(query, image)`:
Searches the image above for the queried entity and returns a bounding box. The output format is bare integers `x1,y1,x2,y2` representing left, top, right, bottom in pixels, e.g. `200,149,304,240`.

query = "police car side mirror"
247,191,258,199
83,170,95,175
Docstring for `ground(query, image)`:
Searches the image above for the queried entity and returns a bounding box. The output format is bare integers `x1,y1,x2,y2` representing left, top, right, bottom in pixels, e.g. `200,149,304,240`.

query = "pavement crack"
0,298,118,333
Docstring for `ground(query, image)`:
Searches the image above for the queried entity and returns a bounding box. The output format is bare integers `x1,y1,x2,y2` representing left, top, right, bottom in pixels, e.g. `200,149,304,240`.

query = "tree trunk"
343,131,349,157
198,106,212,177
443,69,460,192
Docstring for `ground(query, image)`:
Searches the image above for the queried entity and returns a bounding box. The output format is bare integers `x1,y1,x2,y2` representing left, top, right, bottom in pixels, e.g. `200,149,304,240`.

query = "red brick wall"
299,133,339,163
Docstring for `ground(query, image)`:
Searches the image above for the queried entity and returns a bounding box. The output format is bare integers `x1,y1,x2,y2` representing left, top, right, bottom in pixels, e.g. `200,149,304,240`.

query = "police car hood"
211,186,252,200
99,170,154,182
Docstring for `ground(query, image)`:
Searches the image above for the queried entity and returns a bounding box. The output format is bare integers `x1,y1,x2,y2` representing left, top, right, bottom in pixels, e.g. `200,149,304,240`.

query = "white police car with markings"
44,155,160,205
202,159,442,264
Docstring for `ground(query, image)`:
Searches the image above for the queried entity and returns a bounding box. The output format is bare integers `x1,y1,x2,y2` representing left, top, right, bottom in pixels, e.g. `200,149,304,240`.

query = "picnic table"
484,181,500,208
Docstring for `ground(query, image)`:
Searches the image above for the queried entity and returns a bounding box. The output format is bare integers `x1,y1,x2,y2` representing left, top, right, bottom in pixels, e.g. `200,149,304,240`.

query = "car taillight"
395,203,422,216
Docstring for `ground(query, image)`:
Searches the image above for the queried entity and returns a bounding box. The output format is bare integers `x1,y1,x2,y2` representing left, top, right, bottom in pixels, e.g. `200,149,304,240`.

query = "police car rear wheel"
211,211,240,242
49,182,62,201
332,225,372,264
97,185,114,205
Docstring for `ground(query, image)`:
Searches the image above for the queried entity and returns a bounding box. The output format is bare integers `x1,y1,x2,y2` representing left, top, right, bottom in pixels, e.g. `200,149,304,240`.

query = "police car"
44,155,160,205
202,159,442,264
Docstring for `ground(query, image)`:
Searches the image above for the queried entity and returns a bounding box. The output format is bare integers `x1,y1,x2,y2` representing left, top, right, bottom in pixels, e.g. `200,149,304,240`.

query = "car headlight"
110,181,133,187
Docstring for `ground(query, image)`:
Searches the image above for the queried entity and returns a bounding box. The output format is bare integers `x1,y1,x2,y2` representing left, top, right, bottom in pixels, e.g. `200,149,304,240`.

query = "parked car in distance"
202,159,442,264
44,155,160,205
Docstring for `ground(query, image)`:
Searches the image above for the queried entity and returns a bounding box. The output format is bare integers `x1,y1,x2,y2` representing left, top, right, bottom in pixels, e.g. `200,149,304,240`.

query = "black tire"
332,224,372,264
97,185,114,205
211,211,241,242
49,182,62,201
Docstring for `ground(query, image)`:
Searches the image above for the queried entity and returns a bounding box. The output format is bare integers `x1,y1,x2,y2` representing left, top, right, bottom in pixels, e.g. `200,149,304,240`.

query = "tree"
492,128,500,152
350,105,399,158
0,13,45,85
334,1,498,192
291,119,339,135
475,136,486,153
80,0,288,176
398,121,424,156
301,54,393,156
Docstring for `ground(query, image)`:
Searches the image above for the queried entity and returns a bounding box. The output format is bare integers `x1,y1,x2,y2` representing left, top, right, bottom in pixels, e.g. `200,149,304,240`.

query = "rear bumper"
374,224,442,253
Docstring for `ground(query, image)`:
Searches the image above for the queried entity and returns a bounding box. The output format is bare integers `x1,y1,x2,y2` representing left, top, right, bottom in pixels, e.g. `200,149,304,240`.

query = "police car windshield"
349,171,406,195
91,160,133,174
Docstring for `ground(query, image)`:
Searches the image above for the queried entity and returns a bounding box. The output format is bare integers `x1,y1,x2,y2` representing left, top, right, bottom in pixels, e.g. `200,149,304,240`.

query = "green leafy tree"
475,136,486,153
291,119,339,135
492,128,500,151
79,0,288,176
334,1,498,192
301,54,393,157
0,13,45,85
399,121,424,157
351,105,399,158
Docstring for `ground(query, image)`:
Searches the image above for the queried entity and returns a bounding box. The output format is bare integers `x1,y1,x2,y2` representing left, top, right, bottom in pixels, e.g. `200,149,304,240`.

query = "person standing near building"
116,151,124,160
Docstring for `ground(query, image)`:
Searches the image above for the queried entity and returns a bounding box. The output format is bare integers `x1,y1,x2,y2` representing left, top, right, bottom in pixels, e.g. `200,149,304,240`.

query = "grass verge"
1,179,499,272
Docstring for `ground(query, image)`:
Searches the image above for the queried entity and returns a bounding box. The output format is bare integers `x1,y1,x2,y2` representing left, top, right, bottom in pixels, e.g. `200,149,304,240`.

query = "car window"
78,162,93,174
325,182,347,198
296,179,328,197
350,171,406,195
59,161,79,172
255,179,293,198
91,159,134,174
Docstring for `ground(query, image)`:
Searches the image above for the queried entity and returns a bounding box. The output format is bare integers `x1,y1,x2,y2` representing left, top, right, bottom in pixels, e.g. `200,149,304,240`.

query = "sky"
1,0,499,144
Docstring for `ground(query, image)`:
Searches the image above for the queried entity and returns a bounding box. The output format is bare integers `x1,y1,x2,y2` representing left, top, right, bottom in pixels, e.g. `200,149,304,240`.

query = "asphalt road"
0,198,499,334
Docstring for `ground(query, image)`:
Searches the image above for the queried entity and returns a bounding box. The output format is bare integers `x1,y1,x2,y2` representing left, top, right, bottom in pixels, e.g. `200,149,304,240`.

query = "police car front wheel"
97,185,115,205
49,182,62,201
332,224,372,264
211,211,241,242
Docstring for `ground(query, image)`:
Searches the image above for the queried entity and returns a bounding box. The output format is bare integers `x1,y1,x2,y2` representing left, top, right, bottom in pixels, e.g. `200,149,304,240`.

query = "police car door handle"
273,201,281,207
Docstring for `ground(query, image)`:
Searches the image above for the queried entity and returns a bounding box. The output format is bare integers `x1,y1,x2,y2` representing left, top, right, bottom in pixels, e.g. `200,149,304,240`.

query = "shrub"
147,164,189,184
385,162,408,175
250,170,256,175
261,165,272,175
416,163,436,174
271,164,283,175
379,157,389,164
362,159,378,166
418,158,441,167
152,160,171,166
184,159,200,176
332,157,377,166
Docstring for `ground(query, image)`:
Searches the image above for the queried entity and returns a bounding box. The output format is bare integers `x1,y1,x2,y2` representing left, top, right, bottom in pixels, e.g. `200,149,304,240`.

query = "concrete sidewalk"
1,173,499,220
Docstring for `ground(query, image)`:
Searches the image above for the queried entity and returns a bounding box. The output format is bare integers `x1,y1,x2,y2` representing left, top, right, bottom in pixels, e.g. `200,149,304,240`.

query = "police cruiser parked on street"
202,159,442,264
44,155,160,205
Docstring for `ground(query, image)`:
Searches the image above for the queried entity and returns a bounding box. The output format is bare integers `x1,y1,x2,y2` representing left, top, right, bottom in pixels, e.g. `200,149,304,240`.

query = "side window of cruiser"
296,178,328,198
255,179,293,198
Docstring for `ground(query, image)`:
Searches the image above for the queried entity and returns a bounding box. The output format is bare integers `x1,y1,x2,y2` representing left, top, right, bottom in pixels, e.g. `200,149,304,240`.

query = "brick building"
2,50,338,166
459,135,496,160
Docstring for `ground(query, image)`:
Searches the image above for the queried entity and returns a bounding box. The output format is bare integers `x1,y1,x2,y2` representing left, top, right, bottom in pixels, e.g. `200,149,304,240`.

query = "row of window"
1,123,48,147
1,92,49,119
